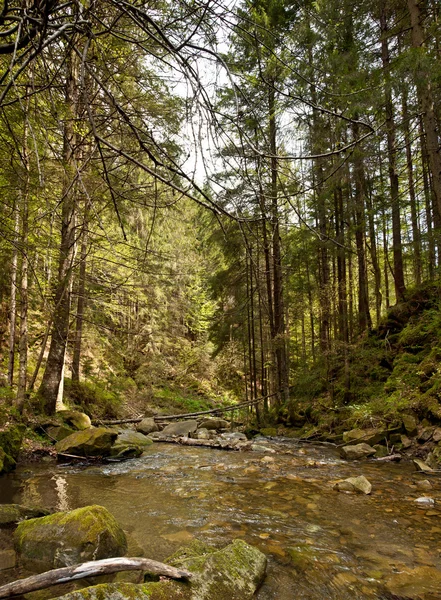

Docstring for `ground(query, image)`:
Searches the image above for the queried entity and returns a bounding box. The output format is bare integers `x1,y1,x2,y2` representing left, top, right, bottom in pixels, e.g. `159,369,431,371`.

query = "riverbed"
1,439,440,599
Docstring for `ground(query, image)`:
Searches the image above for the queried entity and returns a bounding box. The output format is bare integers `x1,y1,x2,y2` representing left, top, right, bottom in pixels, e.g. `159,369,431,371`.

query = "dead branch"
0,557,192,599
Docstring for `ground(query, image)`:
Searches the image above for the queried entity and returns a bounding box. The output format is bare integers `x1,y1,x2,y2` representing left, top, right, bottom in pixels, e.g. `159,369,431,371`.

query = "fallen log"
0,557,192,599
94,392,279,426
152,435,251,451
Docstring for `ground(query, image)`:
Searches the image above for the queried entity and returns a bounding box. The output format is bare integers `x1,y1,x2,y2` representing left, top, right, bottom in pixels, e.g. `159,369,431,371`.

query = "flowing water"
1,439,441,599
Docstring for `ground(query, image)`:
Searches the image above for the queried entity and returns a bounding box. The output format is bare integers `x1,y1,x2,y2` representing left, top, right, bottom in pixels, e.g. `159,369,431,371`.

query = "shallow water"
1,440,441,598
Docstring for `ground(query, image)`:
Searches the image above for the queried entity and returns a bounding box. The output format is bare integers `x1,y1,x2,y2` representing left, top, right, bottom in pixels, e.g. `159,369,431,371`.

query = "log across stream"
1,439,441,599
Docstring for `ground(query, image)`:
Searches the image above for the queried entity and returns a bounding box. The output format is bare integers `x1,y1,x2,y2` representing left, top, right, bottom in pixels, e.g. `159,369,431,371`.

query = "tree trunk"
16,98,30,413
381,4,406,300
38,48,80,414
408,0,441,231
7,201,19,390
71,201,89,382
269,83,289,407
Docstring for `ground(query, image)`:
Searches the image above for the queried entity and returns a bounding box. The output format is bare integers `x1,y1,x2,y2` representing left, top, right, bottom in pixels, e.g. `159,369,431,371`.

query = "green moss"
15,505,127,572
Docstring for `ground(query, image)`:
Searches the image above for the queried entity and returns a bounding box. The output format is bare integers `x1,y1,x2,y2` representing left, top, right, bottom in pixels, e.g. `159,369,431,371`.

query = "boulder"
0,424,25,474
162,420,198,437
198,419,229,431
193,428,210,440
51,539,267,600
55,427,118,457
14,505,127,573
46,425,75,442
136,418,158,435
400,434,412,449
402,414,418,437
339,443,376,460
373,445,388,458
333,475,372,494
57,411,92,431
385,566,441,599
342,428,386,446
0,504,50,527
413,458,434,473
418,427,434,443
110,431,154,458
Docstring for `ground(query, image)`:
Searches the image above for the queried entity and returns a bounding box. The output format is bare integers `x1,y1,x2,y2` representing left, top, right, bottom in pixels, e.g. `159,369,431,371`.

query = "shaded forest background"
1,0,441,431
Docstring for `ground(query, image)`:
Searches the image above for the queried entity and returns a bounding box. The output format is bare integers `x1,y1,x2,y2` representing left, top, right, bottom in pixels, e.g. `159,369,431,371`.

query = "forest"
0,0,441,432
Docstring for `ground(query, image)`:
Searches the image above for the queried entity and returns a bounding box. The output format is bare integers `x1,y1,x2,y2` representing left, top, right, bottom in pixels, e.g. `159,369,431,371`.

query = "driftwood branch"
93,393,278,426
0,557,192,599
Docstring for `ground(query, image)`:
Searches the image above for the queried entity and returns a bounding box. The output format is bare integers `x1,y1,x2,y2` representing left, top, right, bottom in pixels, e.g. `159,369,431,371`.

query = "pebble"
414,497,435,508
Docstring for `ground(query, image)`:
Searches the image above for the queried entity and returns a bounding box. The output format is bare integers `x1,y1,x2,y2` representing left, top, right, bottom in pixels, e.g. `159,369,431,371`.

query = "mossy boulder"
51,539,266,600
0,424,25,474
339,443,376,460
57,410,92,431
110,431,154,458
55,428,118,457
136,419,158,435
14,505,127,572
342,428,386,446
0,504,50,527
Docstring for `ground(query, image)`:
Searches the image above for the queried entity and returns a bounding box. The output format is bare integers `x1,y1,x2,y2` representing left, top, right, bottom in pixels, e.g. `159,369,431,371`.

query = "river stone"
402,414,418,437
14,505,127,573
401,434,412,449
57,410,92,430
433,427,441,443
162,420,198,437
333,476,372,494
414,496,435,508
136,418,158,435
0,549,16,570
221,432,247,441
385,566,441,598
418,427,434,443
198,419,230,430
0,504,50,526
110,431,154,458
194,428,210,440
55,427,118,457
417,480,433,491
51,539,267,600
413,458,433,473
339,443,376,460
342,428,386,446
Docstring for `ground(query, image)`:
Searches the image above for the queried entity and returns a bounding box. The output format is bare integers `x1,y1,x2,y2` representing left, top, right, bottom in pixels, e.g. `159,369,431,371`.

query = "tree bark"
16,97,30,413
381,4,406,300
38,47,80,414
408,0,441,231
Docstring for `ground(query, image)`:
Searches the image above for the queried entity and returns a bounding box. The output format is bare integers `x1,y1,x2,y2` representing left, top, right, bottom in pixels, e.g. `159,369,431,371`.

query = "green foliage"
64,379,124,419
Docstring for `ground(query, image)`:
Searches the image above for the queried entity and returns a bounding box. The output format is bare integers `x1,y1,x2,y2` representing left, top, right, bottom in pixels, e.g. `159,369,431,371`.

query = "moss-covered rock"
0,424,25,474
57,411,92,431
110,431,154,458
0,504,50,527
342,428,386,446
55,428,118,457
50,539,266,600
14,505,127,573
